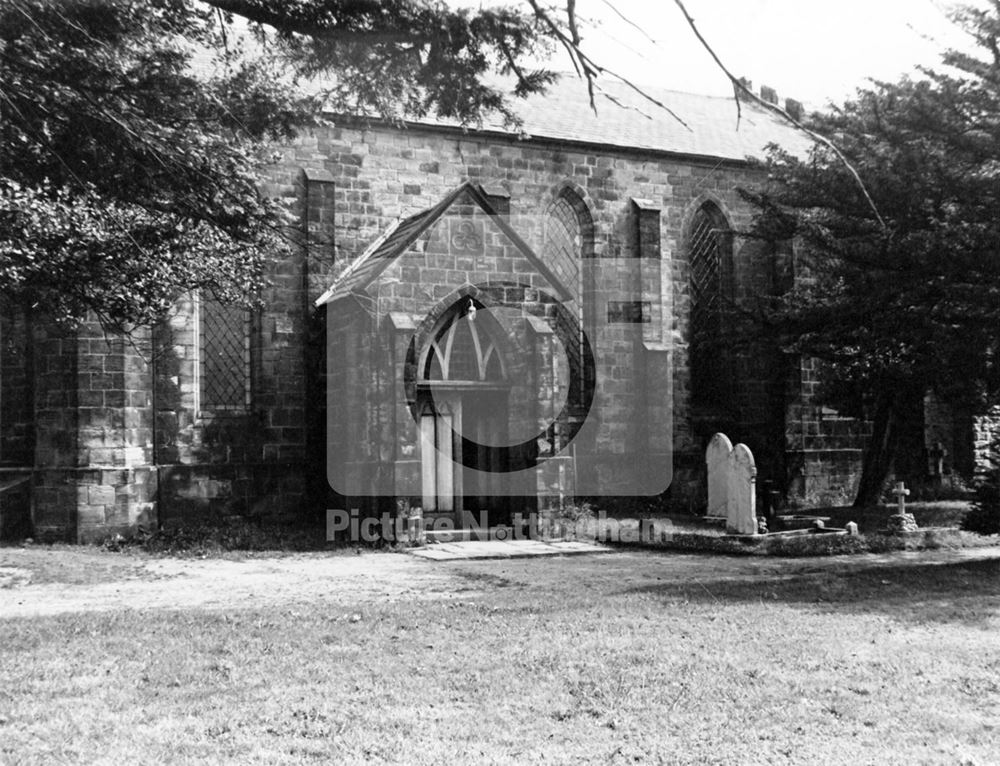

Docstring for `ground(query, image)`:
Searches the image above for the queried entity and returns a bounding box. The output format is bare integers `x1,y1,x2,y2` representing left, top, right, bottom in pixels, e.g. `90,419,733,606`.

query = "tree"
0,0,573,331
741,3,1000,506
1,0,812,333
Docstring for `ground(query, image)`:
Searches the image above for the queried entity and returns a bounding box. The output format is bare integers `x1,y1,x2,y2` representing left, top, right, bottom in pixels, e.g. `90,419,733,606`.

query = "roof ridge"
325,78,813,163
315,182,477,306
315,181,574,306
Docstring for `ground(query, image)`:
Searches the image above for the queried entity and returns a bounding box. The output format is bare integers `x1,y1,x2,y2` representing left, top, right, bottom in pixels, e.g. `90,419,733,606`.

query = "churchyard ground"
1,544,998,764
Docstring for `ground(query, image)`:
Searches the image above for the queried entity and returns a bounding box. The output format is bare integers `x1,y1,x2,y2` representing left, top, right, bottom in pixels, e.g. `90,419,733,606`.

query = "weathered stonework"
4,86,992,540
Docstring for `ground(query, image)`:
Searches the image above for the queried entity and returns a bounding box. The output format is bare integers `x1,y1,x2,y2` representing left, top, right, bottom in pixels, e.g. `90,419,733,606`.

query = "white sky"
552,0,982,109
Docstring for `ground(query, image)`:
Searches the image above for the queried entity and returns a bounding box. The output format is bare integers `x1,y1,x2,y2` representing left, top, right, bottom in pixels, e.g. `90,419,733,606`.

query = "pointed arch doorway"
417,299,512,527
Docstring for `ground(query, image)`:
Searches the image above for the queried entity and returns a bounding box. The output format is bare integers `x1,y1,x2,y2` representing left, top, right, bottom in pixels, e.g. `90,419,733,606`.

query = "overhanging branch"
671,0,886,229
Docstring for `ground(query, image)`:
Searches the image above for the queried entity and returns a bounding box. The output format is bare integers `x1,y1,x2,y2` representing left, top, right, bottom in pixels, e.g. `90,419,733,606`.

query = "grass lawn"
1,547,999,764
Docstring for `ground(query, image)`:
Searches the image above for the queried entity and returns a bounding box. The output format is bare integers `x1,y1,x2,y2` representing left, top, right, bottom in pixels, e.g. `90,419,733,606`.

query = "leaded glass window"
689,204,732,408
544,198,581,304
198,294,251,412
543,192,591,409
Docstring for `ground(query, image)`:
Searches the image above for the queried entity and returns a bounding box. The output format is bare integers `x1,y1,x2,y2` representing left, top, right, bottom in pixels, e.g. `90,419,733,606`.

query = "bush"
960,432,1000,536
103,518,330,556
538,501,597,540
907,474,975,502
963,469,1000,536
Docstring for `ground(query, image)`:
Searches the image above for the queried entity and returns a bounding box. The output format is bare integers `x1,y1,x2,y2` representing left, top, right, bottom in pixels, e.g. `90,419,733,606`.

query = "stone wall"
1,308,34,466
973,406,1000,476
265,121,843,510
0,306,33,539
7,117,880,539
150,241,311,526
30,318,156,542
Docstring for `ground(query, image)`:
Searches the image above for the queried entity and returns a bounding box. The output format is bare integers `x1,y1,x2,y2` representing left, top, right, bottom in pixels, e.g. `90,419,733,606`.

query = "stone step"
424,526,515,544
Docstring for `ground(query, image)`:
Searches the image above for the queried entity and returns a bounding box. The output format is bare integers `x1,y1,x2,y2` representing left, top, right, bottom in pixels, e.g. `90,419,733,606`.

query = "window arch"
542,186,593,302
688,201,733,409
421,300,505,383
542,187,593,410
544,196,583,303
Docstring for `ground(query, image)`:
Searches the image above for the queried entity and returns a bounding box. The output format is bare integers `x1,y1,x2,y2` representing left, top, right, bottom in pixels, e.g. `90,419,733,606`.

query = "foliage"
741,3,1000,504
0,0,563,330
207,0,559,127
614,526,990,557
962,489,1000,535
536,500,597,540
0,0,315,328
103,517,330,556
963,439,1000,535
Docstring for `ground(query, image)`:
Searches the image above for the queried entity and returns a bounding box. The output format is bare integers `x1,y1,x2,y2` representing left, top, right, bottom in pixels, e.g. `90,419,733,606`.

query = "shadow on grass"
624,557,1000,628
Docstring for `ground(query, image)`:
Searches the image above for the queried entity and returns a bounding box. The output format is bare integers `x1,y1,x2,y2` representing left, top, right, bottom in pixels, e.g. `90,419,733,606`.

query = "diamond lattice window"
543,196,587,407
689,205,731,407
544,198,581,304
199,296,251,411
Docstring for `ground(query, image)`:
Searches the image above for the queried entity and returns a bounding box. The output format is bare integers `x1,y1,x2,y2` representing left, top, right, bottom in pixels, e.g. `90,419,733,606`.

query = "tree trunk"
853,393,901,508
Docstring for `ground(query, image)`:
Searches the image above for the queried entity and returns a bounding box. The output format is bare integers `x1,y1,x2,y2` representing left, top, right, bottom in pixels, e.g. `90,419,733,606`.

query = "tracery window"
688,202,733,409
423,303,505,382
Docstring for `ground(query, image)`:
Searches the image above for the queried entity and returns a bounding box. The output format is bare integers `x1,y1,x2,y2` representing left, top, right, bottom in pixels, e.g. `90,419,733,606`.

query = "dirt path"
0,549,462,618
2,544,1000,619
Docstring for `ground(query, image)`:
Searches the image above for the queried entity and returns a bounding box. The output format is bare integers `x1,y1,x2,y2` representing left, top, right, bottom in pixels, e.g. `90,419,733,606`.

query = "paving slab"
407,538,612,561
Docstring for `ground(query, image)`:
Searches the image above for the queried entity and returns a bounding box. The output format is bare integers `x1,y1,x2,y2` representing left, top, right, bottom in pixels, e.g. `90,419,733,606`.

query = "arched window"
543,196,583,305
542,188,593,410
688,202,733,409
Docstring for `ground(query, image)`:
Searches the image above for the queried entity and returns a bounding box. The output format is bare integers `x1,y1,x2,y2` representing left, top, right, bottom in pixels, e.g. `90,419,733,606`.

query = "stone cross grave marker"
706,433,734,519
887,481,918,533
727,443,758,535
892,481,910,514
929,442,947,481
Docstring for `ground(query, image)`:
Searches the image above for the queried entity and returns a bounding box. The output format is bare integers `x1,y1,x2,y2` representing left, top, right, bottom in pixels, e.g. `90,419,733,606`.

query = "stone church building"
0,80,978,541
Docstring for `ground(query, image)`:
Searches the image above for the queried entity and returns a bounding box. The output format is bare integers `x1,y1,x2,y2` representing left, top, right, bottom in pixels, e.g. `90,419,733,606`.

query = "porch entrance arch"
417,299,511,524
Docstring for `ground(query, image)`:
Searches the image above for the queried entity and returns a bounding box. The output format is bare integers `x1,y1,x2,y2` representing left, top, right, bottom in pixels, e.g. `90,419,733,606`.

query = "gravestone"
706,433,734,519
704,433,759,535
892,481,910,513
727,443,758,535
887,481,918,534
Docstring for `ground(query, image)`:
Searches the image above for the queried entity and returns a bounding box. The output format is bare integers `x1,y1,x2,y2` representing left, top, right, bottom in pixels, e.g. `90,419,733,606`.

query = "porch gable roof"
314,182,571,305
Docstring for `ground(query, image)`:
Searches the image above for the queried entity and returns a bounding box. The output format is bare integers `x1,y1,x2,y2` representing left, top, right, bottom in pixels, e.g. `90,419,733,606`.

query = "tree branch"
525,0,690,129
671,0,885,229
204,0,438,44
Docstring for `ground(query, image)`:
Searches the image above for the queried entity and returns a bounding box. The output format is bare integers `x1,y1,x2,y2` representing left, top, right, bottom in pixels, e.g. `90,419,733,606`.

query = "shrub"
539,501,597,540
963,468,1000,536
103,518,330,556
960,432,1000,536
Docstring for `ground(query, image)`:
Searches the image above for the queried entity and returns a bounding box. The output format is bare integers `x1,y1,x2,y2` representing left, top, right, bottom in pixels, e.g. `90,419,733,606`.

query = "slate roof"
314,182,571,306
191,35,811,163
379,77,814,163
